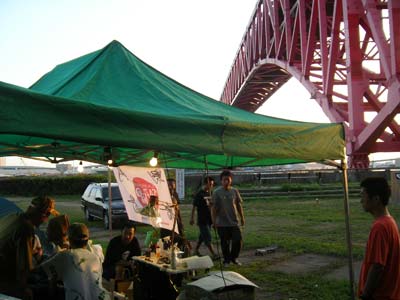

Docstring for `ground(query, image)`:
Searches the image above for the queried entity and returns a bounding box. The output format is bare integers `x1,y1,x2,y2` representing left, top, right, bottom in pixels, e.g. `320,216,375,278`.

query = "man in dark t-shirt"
190,177,217,258
103,222,141,280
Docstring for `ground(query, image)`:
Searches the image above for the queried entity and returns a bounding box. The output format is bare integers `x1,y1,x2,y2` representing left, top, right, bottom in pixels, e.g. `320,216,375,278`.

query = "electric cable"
204,155,229,291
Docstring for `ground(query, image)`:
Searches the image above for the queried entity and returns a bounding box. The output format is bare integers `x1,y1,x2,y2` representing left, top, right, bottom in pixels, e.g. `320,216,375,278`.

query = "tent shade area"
0,41,356,298
0,40,345,168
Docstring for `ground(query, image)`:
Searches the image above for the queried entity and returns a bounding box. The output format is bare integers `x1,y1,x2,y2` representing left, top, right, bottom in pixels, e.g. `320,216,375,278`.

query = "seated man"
40,223,110,300
103,222,141,280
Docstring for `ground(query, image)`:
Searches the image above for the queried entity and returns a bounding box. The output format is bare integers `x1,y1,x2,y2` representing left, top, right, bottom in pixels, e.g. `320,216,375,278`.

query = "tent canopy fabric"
0,197,22,217
0,40,345,169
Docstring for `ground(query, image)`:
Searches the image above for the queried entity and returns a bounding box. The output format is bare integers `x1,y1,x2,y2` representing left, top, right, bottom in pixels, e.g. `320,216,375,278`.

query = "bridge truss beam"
221,0,400,169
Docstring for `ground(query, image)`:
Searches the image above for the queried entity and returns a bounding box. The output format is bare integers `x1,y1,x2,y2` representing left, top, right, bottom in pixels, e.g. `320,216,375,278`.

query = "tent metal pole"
341,160,356,299
108,165,113,239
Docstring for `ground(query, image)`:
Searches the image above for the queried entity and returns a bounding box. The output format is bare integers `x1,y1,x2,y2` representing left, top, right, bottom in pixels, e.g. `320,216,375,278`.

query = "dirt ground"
7,197,359,299
89,224,360,300
91,225,359,279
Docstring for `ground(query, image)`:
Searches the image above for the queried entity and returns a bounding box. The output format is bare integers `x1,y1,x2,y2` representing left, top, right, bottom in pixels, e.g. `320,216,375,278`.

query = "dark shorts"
198,224,212,245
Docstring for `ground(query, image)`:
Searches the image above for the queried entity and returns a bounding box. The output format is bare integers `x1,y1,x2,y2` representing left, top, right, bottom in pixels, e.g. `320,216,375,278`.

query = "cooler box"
182,271,258,300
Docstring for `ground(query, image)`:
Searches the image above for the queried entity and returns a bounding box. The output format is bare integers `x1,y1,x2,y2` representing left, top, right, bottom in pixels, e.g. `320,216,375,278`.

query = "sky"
0,0,397,166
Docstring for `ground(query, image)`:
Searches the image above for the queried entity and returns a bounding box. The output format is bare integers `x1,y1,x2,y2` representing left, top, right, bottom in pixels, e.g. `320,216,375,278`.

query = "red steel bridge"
221,0,400,169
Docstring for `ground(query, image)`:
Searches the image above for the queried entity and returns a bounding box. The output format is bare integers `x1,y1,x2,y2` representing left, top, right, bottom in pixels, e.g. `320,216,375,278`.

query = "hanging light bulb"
149,157,158,167
77,161,84,173
104,146,113,166
149,152,158,167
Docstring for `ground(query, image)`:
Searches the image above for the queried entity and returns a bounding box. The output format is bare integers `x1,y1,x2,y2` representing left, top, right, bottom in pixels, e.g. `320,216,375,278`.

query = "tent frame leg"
324,159,356,299
341,160,356,300
108,165,113,239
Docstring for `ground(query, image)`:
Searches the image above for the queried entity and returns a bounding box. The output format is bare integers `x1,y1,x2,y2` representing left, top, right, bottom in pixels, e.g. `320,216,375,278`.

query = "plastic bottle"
171,246,176,269
155,239,162,258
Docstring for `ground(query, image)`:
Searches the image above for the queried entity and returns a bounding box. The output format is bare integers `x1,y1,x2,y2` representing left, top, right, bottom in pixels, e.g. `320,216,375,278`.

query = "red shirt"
358,215,400,299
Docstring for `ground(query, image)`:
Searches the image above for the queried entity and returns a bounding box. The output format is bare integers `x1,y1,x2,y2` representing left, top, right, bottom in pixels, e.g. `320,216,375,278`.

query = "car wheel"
104,211,110,230
85,207,94,221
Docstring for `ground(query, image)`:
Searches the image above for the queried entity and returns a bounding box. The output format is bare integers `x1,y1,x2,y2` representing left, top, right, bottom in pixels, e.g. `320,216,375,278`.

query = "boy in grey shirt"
211,170,245,266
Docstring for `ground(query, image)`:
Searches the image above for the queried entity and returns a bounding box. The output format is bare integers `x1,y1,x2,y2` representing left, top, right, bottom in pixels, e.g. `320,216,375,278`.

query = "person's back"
42,247,107,300
40,223,110,300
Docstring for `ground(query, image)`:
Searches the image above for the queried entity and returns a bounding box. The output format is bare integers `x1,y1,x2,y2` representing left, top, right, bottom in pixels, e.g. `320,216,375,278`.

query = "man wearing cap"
40,223,110,300
0,195,59,299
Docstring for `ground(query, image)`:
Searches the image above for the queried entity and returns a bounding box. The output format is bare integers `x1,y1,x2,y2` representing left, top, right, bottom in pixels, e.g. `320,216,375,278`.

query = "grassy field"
9,193,400,299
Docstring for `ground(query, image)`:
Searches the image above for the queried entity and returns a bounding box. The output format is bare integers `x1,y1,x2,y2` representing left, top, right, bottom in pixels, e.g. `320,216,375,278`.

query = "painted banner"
113,166,176,231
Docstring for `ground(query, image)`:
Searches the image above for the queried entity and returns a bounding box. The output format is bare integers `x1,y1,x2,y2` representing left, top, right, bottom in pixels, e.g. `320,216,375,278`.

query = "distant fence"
1,168,397,202
183,168,396,201
238,187,361,200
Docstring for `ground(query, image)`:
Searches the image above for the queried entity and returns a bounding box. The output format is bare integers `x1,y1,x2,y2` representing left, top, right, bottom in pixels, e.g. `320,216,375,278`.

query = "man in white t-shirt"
40,223,110,300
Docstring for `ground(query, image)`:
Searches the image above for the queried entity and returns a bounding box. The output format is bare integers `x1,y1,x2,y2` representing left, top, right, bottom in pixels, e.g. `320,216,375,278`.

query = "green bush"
0,174,109,196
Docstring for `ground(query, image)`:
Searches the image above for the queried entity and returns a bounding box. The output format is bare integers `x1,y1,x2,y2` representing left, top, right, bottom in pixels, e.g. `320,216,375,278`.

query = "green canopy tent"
0,40,355,297
0,40,344,168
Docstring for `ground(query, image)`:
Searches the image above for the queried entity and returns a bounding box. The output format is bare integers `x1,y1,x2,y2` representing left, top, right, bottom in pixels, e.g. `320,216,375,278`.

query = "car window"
83,186,92,198
102,186,122,200
95,187,102,200
87,186,96,198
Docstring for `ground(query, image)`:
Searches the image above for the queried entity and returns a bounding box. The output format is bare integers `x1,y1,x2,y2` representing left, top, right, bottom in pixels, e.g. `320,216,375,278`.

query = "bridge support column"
348,153,369,169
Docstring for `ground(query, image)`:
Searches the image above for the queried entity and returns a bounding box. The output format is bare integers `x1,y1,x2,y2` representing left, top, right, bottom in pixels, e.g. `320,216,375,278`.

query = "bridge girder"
221,0,400,169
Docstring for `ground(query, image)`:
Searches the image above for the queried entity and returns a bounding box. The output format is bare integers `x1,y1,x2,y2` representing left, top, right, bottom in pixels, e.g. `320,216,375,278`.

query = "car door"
81,185,93,211
84,185,96,215
93,187,104,218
